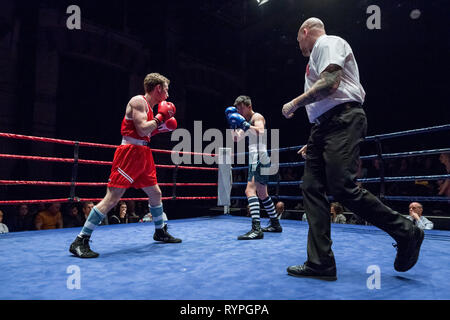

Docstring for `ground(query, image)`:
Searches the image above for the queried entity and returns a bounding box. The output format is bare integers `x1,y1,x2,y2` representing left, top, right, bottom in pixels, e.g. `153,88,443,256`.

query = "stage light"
257,0,270,6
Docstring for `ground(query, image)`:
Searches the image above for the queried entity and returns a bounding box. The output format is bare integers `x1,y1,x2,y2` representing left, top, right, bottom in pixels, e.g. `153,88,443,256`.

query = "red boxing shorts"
107,144,157,189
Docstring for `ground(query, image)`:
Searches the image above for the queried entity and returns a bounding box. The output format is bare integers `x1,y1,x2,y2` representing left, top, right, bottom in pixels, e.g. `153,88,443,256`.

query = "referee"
282,17,424,281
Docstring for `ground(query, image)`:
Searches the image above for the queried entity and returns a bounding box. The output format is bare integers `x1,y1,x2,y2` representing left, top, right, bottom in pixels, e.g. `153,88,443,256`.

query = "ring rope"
0,196,218,206
231,174,450,186
0,153,218,171
230,195,450,202
0,132,217,157
232,148,450,171
1,125,448,206
233,124,450,156
0,180,217,187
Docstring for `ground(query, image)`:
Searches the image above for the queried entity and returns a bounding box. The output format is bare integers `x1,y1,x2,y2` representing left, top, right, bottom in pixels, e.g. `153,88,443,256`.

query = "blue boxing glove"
225,106,237,117
228,113,251,131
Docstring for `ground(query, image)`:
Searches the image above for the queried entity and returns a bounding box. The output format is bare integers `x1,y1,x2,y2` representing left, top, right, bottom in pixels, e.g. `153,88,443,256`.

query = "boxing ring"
0,125,449,300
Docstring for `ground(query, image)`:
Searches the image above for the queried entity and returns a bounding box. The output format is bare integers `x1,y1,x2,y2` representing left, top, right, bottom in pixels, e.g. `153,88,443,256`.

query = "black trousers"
302,103,414,268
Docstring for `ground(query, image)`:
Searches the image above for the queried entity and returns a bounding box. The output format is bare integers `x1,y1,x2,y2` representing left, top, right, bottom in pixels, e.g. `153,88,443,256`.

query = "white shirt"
0,223,9,234
304,34,366,123
406,215,434,230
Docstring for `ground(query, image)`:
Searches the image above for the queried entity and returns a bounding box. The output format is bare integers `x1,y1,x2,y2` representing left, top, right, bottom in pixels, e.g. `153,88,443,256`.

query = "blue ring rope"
232,148,450,170
232,174,450,186
233,124,449,157
231,195,449,202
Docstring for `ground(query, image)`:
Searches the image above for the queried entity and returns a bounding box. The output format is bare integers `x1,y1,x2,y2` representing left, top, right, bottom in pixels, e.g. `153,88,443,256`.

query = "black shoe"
393,226,424,272
287,262,337,281
237,220,264,240
237,228,264,240
69,236,99,258
153,227,182,243
262,218,283,233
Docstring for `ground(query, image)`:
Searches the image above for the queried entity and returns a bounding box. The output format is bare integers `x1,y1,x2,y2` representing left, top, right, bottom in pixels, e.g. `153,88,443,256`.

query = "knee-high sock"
79,206,105,238
248,196,260,223
261,197,277,219
150,203,165,229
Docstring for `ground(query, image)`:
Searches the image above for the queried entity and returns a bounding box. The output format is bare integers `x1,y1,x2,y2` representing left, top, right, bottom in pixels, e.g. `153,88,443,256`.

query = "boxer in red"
70,73,181,258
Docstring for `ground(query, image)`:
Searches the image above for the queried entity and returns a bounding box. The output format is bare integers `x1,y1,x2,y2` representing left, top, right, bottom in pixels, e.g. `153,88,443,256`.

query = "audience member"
437,153,450,197
10,204,35,232
283,168,297,181
110,201,129,224
81,201,94,222
82,201,107,225
367,159,381,177
407,202,434,230
135,201,148,219
64,205,84,228
0,210,9,234
330,202,346,224
126,200,140,222
275,201,291,219
356,158,368,188
35,203,63,230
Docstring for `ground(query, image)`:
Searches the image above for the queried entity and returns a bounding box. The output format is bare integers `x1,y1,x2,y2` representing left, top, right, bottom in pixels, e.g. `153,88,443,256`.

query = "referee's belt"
121,136,150,147
313,101,362,126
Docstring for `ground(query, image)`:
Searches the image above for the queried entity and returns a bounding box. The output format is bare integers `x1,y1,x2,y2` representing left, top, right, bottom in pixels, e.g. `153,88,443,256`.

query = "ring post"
69,141,80,202
218,147,232,214
375,138,386,199
172,164,179,200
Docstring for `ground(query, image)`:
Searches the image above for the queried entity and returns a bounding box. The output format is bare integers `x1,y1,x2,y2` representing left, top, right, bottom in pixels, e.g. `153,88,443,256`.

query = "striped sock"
248,196,260,223
79,206,105,238
262,197,277,219
150,204,165,229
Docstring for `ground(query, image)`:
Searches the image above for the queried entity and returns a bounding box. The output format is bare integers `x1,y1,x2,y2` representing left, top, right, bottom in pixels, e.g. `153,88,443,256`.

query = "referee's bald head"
300,17,325,32
297,17,326,57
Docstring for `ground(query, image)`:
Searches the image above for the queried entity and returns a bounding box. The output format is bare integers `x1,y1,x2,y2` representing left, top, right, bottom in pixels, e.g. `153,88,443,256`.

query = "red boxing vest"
120,96,153,142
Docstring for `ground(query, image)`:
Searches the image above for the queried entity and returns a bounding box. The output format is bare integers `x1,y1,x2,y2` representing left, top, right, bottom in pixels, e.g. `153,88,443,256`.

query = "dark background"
0,0,449,221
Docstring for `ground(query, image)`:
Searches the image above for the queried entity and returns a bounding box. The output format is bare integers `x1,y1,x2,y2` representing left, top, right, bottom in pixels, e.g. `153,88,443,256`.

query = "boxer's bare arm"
251,115,265,135
232,114,265,142
129,97,158,137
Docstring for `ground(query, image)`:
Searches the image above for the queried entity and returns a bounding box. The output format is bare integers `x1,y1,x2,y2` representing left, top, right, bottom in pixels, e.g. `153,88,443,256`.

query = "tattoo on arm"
294,64,342,108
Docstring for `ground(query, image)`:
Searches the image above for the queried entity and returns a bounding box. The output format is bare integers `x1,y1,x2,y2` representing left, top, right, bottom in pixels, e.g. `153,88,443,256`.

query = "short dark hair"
82,201,94,209
234,95,252,107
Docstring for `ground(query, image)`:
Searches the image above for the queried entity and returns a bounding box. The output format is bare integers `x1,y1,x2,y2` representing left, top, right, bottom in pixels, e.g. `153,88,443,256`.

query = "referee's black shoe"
262,218,283,233
69,235,99,258
153,227,182,243
287,262,337,281
393,226,424,272
238,220,264,240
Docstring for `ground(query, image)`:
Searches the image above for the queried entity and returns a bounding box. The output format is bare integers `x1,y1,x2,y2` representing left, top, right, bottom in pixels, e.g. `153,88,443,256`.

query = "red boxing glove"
154,101,176,125
151,117,177,137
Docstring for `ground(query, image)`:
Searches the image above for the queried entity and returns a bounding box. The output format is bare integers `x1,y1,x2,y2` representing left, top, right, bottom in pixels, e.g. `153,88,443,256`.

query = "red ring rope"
0,153,218,171
0,197,218,205
0,132,220,205
0,132,217,157
0,180,217,187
